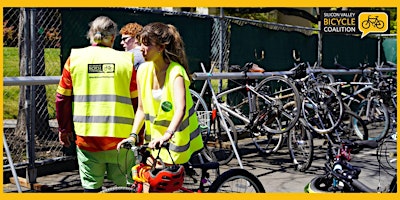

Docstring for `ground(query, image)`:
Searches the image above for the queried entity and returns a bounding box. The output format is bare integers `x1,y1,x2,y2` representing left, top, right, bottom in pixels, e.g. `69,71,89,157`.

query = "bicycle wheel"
377,136,397,176
302,85,344,134
208,168,265,193
376,20,385,29
362,21,371,29
184,148,220,191
227,89,250,125
190,89,210,139
305,175,332,193
251,131,284,155
255,76,301,134
207,111,238,165
250,93,296,155
288,118,314,172
100,186,136,193
356,98,390,141
343,109,368,141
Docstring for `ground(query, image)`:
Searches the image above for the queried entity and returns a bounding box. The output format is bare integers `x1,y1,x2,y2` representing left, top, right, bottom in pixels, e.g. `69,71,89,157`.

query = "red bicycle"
100,142,265,193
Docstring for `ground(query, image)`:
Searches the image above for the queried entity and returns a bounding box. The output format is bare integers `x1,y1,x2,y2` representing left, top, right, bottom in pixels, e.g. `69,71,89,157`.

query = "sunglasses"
121,36,131,43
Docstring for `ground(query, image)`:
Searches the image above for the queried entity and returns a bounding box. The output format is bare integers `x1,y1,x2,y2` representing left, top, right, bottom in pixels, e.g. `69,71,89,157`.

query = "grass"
3,47,60,119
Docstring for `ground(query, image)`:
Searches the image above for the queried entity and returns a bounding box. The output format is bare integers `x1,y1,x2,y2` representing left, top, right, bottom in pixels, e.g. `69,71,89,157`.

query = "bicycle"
330,62,391,141
304,137,396,193
100,142,265,193
192,62,302,164
361,15,385,29
289,52,344,135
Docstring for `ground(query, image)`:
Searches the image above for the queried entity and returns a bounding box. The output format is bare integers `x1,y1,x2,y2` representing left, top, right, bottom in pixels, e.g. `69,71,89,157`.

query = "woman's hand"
149,132,173,149
148,137,165,149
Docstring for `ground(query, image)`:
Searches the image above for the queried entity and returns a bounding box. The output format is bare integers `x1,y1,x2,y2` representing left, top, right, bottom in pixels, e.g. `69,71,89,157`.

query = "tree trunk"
16,8,28,138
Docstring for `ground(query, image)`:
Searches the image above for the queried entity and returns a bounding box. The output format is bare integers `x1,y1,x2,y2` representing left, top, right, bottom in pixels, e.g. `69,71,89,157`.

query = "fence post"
25,8,38,187
218,8,224,93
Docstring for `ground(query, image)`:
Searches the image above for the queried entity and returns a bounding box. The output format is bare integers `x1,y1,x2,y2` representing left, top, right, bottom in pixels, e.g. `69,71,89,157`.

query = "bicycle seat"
248,63,265,72
229,62,265,72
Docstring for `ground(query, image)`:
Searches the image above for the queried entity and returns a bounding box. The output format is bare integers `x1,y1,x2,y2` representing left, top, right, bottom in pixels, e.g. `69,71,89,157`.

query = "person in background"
119,22,145,70
56,16,138,192
117,22,204,165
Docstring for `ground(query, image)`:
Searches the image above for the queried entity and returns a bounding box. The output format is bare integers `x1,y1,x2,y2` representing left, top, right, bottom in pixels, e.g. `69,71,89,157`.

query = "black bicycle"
304,139,396,193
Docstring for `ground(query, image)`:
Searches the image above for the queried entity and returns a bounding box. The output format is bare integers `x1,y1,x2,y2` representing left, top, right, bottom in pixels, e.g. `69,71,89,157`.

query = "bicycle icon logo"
361,15,385,29
358,12,388,38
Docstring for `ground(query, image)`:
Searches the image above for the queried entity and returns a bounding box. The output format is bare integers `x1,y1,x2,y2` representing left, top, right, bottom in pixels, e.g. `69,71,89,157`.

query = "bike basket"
196,111,211,131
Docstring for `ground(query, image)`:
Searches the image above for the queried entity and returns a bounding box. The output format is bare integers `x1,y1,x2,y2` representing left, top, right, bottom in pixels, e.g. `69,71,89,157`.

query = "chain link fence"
4,7,389,187
3,8,64,180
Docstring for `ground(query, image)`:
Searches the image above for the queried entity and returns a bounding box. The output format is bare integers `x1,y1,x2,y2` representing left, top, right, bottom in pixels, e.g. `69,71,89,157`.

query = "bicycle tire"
362,21,371,29
288,118,314,172
207,112,238,165
377,136,397,176
376,20,385,29
251,131,284,155
226,86,249,125
302,85,344,134
255,76,301,134
305,175,331,193
190,89,210,140
355,98,390,141
100,186,136,193
341,109,369,141
208,168,265,193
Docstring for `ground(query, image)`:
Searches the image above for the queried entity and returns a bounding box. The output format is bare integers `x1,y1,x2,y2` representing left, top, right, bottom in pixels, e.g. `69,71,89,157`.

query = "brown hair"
119,22,143,38
139,22,189,75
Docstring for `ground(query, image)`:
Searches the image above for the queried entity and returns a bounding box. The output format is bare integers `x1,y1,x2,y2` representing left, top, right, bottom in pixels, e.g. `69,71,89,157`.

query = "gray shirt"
129,47,145,70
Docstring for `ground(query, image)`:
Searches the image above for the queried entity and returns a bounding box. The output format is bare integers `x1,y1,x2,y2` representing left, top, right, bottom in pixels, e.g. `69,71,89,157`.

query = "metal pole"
26,8,37,187
3,133,23,192
377,35,381,64
218,7,224,93
316,8,323,66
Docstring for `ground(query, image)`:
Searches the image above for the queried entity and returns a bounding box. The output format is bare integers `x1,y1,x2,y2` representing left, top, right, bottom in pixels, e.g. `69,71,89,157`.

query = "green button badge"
161,101,173,112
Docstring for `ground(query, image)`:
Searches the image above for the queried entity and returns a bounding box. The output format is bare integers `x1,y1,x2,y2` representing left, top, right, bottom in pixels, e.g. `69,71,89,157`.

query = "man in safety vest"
56,16,138,192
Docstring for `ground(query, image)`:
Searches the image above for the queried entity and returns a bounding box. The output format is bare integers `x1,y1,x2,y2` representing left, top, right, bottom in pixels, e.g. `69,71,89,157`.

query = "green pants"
76,148,135,190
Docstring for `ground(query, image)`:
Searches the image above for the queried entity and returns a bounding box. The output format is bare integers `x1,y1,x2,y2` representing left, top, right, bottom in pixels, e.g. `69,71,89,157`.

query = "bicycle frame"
215,83,276,125
201,65,244,168
330,81,375,108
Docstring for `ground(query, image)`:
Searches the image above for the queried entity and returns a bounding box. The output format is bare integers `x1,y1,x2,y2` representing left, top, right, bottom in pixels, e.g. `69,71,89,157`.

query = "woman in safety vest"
56,16,138,192
117,22,204,165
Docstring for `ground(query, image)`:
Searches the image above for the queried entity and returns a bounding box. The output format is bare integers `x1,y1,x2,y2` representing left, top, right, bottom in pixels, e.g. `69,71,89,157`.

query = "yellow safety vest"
70,46,135,138
137,61,204,164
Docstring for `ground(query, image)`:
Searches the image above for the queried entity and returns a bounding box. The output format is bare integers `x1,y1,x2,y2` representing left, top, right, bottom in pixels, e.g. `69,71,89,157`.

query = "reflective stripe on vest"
138,61,204,164
70,46,135,138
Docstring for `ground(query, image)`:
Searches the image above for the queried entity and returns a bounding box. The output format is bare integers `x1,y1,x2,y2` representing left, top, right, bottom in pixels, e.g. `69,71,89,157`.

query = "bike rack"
192,68,397,80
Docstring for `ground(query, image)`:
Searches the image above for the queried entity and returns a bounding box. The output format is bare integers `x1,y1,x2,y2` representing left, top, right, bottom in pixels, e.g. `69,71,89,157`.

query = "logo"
358,12,389,38
161,101,173,112
88,63,115,73
321,10,390,38
321,11,358,34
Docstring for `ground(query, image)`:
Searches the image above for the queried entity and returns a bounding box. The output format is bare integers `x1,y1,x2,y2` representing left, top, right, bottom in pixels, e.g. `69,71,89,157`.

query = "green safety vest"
138,61,204,164
70,46,135,138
